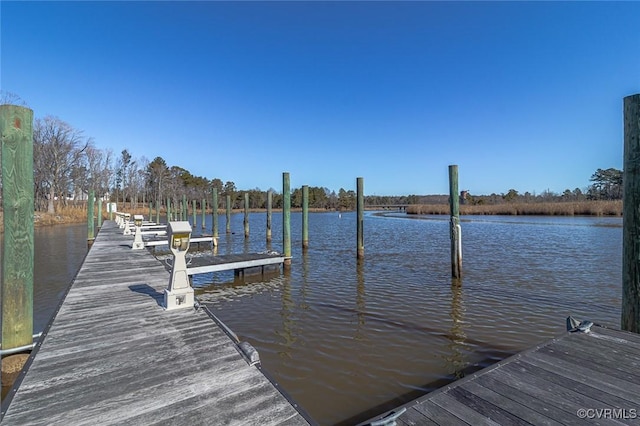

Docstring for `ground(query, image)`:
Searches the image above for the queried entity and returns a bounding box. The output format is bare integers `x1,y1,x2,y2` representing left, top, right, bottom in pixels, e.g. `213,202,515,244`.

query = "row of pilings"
1,93,640,393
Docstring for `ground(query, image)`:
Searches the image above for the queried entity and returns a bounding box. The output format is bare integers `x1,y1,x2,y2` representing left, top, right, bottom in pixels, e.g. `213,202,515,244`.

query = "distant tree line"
0,112,369,213
0,99,625,213
460,167,622,206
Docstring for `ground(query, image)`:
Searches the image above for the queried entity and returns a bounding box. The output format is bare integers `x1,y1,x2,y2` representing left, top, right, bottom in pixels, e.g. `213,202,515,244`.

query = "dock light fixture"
123,213,132,235
132,215,145,250
164,221,194,310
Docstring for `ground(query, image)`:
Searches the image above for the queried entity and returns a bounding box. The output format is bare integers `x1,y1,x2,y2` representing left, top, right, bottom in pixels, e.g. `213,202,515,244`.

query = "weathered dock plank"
363,326,640,425
1,221,311,426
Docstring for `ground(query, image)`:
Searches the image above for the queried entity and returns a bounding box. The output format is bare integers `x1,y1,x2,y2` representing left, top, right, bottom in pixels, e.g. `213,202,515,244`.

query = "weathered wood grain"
1,104,35,350
1,221,311,425
623,93,640,332
363,326,640,425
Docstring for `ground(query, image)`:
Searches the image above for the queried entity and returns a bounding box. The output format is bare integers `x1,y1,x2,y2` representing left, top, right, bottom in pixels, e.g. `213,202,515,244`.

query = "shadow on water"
338,348,514,426
339,280,511,425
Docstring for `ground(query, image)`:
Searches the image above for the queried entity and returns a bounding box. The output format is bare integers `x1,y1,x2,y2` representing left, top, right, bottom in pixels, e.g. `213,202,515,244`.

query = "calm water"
26,212,622,425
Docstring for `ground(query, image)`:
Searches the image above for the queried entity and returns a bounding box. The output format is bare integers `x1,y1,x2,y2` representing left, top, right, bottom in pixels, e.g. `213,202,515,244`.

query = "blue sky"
1,1,638,196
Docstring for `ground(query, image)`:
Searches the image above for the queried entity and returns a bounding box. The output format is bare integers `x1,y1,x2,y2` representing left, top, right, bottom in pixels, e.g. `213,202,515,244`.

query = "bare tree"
33,116,89,213
86,146,113,200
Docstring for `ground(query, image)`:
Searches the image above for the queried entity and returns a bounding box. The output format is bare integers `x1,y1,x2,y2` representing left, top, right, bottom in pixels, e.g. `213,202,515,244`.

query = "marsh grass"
0,201,623,233
406,200,622,216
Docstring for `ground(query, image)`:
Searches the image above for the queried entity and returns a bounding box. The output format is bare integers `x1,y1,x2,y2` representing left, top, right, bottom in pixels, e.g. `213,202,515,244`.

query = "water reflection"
445,278,467,379
277,267,295,359
355,258,366,339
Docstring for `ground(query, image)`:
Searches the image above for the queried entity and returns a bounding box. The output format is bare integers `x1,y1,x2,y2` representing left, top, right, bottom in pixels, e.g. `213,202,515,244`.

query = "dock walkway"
1,221,311,425
364,324,640,425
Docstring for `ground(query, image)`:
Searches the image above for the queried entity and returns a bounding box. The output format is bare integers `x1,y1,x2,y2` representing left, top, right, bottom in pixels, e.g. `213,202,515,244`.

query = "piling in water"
302,185,309,250
357,177,364,259
449,165,462,278
266,190,273,242
202,198,206,229
1,104,35,352
244,192,250,238
623,93,640,333
97,198,103,230
212,188,219,238
226,195,232,234
283,172,291,267
88,191,95,247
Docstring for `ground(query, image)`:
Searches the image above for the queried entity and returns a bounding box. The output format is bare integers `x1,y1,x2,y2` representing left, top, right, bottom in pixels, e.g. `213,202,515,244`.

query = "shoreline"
0,200,623,233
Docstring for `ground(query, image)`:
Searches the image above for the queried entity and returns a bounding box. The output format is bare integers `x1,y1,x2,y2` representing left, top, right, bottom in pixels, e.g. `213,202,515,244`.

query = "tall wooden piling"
97,198,103,230
155,200,160,224
148,202,152,222
167,199,171,223
192,199,196,227
623,93,640,333
302,185,309,250
449,165,462,278
212,188,219,238
183,195,187,222
244,192,250,238
88,191,95,247
266,190,273,242
357,177,364,259
201,198,206,229
1,104,34,350
226,194,232,234
283,172,291,267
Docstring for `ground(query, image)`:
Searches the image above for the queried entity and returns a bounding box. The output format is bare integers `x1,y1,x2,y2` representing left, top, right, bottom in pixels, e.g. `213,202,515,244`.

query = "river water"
26,212,622,425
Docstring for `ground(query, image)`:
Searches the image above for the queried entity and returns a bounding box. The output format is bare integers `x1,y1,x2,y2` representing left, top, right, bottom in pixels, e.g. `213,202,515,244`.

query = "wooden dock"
362,324,640,425
1,220,312,425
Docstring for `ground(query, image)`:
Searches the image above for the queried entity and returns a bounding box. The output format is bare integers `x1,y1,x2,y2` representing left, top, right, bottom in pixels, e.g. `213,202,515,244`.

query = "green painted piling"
302,185,309,249
183,195,187,222
244,192,250,238
97,198,103,229
212,188,219,238
357,177,364,259
623,93,640,333
156,200,160,224
167,199,171,223
1,104,34,350
88,191,95,246
192,199,196,227
266,190,273,242
226,194,231,234
283,172,291,267
449,165,462,278
109,201,113,221
202,198,206,229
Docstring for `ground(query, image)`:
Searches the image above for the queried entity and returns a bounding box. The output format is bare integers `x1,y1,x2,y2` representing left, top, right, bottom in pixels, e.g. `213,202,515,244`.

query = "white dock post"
164,221,194,310
132,215,144,250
